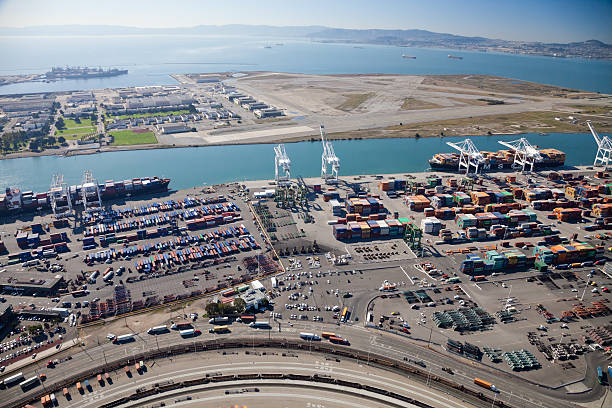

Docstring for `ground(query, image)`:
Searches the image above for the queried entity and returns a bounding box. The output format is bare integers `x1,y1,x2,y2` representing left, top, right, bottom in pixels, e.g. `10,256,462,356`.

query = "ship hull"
0,177,170,216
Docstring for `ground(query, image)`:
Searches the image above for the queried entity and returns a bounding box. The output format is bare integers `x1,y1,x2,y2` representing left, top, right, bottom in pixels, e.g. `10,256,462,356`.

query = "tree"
57,136,66,144
233,298,246,314
29,139,40,150
205,302,220,317
55,117,65,130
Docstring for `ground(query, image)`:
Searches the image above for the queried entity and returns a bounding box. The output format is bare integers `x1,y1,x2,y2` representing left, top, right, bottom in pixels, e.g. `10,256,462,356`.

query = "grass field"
55,127,96,137
109,129,158,146
113,110,191,120
62,117,94,128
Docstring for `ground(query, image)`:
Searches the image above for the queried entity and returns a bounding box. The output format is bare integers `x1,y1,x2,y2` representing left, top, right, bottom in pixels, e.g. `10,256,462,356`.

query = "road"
1,315,606,408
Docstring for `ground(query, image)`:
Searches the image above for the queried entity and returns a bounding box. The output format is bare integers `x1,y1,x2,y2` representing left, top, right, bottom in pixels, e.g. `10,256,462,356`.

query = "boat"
402,54,417,59
448,55,463,60
45,66,128,80
0,176,170,215
264,45,272,49
428,148,565,172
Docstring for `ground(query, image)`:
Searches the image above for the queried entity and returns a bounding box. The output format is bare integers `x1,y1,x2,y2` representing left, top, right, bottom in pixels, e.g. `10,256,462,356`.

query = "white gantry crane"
320,125,340,183
274,143,291,184
587,120,612,168
446,138,486,174
50,174,72,218
498,138,542,172
81,170,102,210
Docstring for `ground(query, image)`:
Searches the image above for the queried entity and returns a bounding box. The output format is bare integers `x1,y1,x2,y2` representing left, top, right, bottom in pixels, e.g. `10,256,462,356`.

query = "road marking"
400,265,413,284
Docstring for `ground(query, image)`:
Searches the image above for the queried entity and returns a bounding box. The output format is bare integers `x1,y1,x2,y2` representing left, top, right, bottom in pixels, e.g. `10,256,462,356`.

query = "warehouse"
0,273,64,296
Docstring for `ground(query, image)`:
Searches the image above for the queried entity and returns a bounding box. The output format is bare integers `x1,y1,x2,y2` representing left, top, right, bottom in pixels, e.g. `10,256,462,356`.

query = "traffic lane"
68,358,469,408
0,323,562,408
0,320,588,408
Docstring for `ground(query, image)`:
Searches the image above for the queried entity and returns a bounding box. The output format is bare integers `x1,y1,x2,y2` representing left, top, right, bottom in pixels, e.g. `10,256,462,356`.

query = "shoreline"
0,128,606,162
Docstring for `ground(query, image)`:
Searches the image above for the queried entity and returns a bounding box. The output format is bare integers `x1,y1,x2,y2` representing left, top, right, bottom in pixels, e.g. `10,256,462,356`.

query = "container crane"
587,120,612,168
320,125,340,183
446,138,486,174
274,144,291,184
498,138,542,172
50,174,72,219
81,170,102,210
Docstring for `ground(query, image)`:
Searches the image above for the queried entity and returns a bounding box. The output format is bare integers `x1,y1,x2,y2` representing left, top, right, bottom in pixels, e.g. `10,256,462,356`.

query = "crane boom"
588,120,612,168
274,144,291,184
320,125,340,182
498,138,542,172
446,138,486,174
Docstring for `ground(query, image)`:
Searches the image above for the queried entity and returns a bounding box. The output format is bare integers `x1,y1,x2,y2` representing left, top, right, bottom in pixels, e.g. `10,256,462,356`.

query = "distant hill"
0,24,325,37
306,28,612,59
1,24,609,59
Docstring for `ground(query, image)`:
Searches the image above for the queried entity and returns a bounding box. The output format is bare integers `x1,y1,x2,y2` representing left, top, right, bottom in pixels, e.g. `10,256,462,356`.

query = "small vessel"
402,54,416,59
448,54,463,60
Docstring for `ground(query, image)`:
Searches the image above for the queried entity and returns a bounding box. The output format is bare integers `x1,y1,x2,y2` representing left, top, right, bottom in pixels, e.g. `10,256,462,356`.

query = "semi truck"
88,270,99,283
147,325,168,334
208,316,229,324
19,376,39,390
1,372,24,387
597,366,604,385
112,334,135,343
249,321,271,329
300,332,321,341
473,378,499,392
179,329,201,337
328,335,350,345
103,270,114,282
171,321,192,330
211,325,229,333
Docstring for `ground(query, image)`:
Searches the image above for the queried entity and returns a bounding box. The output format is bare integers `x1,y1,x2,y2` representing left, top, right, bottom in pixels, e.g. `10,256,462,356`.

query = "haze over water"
0,35,611,94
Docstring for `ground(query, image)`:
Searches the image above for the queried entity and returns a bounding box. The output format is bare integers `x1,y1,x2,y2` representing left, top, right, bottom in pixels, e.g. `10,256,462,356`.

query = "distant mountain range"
1,24,610,59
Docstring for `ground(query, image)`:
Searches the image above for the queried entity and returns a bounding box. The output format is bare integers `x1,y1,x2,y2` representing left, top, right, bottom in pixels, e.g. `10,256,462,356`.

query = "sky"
0,0,610,43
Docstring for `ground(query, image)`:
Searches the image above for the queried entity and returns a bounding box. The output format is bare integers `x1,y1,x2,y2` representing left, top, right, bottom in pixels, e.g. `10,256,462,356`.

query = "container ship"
45,66,128,80
429,148,566,172
0,176,170,215
402,54,417,59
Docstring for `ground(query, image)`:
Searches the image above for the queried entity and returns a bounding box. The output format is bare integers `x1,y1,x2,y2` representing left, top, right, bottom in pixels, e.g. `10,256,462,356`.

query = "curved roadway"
1,316,607,408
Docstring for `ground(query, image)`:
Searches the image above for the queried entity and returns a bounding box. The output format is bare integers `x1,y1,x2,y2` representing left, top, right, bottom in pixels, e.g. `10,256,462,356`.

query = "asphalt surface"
1,313,607,408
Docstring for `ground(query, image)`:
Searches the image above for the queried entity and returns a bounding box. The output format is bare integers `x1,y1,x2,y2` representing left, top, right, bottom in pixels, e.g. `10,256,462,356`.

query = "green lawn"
113,110,191,120
62,117,94,128
55,127,96,137
109,130,158,146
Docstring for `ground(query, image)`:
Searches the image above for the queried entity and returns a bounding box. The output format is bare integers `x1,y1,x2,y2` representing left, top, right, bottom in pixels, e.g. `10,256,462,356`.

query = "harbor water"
0,35,611,94
0,132,609,193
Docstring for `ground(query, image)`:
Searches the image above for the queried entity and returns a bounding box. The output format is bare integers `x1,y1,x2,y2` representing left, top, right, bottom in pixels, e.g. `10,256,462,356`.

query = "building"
0,273,64,296
158,124,192,134
254,108,283,119
0,305,16,337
